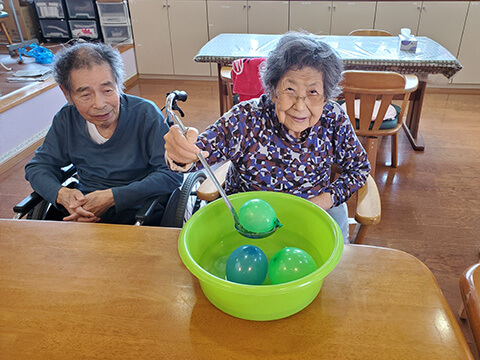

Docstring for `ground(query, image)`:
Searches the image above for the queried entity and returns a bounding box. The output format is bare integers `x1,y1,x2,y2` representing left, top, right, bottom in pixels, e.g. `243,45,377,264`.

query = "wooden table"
0,219,474,359
194,34,462,151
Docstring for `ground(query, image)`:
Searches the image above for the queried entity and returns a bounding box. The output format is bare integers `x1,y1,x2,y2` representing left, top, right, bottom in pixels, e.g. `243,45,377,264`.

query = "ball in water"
226,245,268,285
268,247,318,285
238,199,277,233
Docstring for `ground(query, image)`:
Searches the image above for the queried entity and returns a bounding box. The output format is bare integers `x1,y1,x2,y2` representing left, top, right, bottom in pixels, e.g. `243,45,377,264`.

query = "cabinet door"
129,0,174,75
289,1,332,35
168,0,211,76
452,2,480,84
374,1,422,35
417,1,469,56
207,0,248,75
207,0,248,39
330,2,376,35
248,1,289,34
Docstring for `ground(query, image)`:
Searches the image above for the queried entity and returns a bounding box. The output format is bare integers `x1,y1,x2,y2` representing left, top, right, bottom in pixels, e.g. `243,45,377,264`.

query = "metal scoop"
165,91,281,239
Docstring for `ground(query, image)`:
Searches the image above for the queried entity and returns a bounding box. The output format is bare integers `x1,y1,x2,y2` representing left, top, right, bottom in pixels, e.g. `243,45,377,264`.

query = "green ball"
268,247,318,284
238,199,277,233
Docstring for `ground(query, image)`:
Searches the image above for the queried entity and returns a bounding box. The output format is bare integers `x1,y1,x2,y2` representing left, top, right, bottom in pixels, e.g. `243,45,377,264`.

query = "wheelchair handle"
166,91,187,118
171,90,187,102
165,91,242,227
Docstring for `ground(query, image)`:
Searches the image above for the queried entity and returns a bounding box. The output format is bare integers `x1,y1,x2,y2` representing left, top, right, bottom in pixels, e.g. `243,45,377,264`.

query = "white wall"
0,85,65,166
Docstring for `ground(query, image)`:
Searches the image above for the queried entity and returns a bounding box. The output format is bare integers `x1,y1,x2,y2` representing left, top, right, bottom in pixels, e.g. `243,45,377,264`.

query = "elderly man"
25,42,183,224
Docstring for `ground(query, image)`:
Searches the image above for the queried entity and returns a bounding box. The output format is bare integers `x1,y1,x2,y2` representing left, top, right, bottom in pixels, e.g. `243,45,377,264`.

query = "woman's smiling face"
271,66,326,138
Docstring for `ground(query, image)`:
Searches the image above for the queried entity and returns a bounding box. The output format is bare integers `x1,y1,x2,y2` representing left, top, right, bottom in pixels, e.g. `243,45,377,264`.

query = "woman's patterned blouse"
192,94,371,206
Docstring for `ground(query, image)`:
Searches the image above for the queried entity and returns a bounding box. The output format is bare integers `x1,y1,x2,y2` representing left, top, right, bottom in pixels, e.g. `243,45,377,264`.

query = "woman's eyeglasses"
275,89,325,107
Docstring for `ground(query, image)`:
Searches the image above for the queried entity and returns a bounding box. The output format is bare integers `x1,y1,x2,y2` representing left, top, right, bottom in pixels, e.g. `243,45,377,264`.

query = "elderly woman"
164,31,371,242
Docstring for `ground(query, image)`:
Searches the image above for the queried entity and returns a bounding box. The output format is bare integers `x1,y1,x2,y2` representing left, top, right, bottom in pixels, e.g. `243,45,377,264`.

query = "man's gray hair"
53,42,126,94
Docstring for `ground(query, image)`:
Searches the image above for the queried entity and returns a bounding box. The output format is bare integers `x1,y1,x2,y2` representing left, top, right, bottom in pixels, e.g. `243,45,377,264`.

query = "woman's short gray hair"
261,31,344,100
53,42,126,94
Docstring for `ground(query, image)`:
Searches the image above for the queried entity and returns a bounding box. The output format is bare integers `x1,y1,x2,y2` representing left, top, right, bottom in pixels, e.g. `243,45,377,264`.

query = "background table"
194,34,462,151
0,219,474,359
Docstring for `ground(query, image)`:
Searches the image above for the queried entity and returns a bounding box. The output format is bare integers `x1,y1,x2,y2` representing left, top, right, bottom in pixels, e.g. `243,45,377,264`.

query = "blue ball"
226,245,268,285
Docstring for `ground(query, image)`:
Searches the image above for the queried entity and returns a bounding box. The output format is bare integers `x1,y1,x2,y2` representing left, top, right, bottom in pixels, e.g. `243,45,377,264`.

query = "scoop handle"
165,93,241,224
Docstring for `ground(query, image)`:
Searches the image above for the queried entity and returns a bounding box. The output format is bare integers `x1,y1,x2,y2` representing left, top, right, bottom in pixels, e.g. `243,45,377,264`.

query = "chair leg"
0,22,13,45
458,302,467,320
366,137,378,178
391,133,398,168
226,81,234,110
351,223,368,244
220,80,228,115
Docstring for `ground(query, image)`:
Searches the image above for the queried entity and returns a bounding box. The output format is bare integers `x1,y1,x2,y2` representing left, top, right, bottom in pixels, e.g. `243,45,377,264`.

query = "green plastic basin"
178,191,344,321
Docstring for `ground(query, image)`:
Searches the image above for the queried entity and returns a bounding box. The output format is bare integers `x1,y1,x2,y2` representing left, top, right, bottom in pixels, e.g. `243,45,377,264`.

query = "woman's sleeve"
191,106,246,171
326,110,371,206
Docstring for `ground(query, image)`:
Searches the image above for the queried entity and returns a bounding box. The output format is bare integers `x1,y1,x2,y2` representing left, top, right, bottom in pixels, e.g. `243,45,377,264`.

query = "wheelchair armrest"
13,164,76,219
61,164,77,180
135,197,161,225
196,161,230,202
13,192,43,217
354,174,381,226
135,194,172,226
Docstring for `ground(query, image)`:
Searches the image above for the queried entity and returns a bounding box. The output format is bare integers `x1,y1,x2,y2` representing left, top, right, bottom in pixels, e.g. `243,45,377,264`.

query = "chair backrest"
340,70,411,136
348,29,392,36
460,263,480,354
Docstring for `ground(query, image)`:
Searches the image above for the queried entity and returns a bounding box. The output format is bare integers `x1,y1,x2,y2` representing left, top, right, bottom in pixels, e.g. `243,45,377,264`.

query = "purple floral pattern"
193,95,371,206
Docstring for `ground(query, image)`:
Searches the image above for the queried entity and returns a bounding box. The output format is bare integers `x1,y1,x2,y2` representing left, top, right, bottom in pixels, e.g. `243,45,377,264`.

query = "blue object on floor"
18,43,54,64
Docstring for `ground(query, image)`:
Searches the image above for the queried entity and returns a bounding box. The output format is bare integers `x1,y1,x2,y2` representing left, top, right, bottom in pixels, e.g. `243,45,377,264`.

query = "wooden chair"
459,263,480,355
196,161,381,244
0,11,13,46
220,65,234,113
219,58,266,114
348,29,392,36
340,70,418,177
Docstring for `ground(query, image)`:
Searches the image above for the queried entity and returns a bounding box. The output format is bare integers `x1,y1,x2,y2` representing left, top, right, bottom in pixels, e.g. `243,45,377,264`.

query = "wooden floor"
1,78,480,358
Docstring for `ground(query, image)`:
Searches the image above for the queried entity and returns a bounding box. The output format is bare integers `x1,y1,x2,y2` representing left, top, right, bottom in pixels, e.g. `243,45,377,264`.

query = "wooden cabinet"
207,0,248,39
206,0,287,73
374,1,468,57
129,0,478,86
248,1,289,34
289,1,332,35
374,1,422,35
330,2,376,35
416,1,469,57
168,0,210,76
289,1,376,36
207,0,288,37
452,1,480,84
129,0,173,75
129,0,209,76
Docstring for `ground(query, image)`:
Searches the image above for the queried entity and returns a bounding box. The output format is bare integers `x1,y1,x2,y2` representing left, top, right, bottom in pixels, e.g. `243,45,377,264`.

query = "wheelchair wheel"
174,171,208,227
27,199,52,220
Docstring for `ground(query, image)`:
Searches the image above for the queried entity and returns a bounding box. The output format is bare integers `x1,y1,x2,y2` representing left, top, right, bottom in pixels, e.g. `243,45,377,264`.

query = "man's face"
63,64,120,131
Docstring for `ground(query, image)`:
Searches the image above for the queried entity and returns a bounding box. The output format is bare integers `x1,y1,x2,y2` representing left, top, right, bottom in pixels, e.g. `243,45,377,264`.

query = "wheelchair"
13,91,211,228
13,166,207,227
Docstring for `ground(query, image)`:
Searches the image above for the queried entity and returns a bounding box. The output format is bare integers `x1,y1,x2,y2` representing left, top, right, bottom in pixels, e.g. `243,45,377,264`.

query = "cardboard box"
398,28,417,53
399,35,417,52
0,0,39,42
